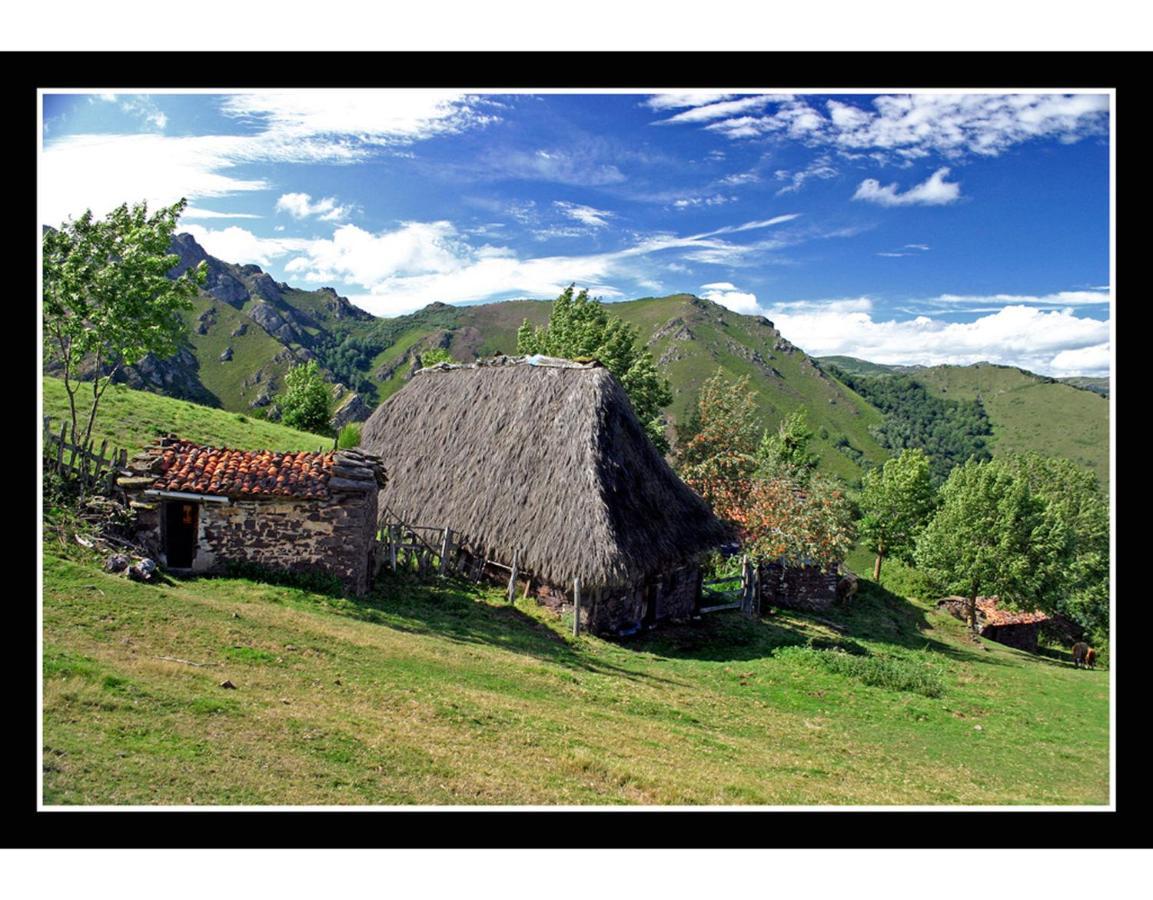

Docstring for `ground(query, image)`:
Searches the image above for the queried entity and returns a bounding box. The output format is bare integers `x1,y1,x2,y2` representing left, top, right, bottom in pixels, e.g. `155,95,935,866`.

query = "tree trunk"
967,592,979,632
873,552,884,582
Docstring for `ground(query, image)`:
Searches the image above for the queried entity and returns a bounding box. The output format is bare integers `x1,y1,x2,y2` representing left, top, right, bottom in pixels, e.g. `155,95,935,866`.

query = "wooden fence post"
440,528,451,576
508,549,519,603
572,578,581,638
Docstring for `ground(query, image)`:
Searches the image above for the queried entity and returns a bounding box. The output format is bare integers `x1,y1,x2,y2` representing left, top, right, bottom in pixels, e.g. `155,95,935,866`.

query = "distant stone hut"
118,436,387,595
359,356,732,636
937,596,1051,652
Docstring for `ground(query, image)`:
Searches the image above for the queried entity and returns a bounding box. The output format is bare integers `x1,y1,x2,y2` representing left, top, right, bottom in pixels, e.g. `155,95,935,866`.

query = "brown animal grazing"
1085,647,1097,670
1072,641,1089,668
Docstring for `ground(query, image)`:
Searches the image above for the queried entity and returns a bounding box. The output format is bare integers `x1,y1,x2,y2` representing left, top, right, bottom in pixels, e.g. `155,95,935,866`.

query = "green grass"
43,376,330,457
42,547,1109,806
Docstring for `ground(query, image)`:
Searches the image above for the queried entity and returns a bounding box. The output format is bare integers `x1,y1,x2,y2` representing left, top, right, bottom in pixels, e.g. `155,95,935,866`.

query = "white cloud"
672,194,737,209
695,93,1109,162
904,243,931,251
774,157,838,195
763,299,1110,377
41,91,494,226
853,167,962,206
41,133,270,226
655,95,777,125
219,91,495,143
919,289,1111,309
700,282,763,315
554,201,614,228
643,93,741,111
178,225,312,269
483,147,626,186
182,207,262,220
276,192,354,222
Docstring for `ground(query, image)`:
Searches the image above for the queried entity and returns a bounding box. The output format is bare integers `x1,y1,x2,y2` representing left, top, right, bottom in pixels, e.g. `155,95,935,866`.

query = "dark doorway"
642,577,658,627
164,501,199,568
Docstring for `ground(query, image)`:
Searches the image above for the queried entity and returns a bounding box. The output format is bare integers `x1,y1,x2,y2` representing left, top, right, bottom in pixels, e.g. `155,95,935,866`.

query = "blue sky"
41,90,1111,376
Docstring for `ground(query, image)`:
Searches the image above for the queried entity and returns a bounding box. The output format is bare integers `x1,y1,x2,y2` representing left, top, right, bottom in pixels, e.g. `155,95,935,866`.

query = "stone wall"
758,562,840,613
125,490,378,596
982,622,1041,653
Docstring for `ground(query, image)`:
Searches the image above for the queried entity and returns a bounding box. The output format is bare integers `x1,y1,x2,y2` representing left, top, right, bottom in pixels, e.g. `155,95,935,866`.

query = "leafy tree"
278,361,332,435
678,370,854,569
676,370,760,508
518,285,672,452
858,448,937,581
756,409,819,484
42,198,205,449
998,452,1109,636
418,347,454,367
914,459,1054,630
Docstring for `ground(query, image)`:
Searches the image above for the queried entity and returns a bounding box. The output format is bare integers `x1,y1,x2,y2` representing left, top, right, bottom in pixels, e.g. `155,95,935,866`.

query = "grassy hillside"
910,364,1109,486
42,548,1109,805
42,377,331,457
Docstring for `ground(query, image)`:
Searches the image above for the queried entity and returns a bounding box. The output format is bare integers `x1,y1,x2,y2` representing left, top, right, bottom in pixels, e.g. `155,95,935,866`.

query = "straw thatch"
360,357,731,589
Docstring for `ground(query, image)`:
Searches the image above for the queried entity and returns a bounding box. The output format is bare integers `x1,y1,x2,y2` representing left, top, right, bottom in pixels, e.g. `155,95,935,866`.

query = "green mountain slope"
818,357,1109,485
911,363,1109,486
42,376,332,457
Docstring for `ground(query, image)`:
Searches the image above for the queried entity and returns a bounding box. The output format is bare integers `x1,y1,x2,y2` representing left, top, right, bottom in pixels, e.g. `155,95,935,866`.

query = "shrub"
337,423,362,449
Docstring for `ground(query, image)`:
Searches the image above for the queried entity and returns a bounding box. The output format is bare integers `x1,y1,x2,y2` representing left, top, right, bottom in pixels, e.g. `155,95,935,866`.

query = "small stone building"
936,596,1051,652
118,436,387,595
358,356,732,636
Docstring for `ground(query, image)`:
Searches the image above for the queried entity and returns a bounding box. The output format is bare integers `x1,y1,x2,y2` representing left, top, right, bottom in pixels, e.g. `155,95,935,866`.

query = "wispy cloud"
554,201,614,228
219,91,497,143
853,167,962,207
672,93,1109,163
774,156,838,195
182,207,262,220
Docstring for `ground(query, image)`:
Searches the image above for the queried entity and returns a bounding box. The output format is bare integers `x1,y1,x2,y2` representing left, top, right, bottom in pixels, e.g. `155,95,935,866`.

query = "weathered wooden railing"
42,417,128,494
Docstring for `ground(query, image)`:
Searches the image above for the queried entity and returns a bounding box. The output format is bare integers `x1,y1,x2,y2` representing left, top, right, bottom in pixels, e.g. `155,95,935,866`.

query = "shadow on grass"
338,572,679,685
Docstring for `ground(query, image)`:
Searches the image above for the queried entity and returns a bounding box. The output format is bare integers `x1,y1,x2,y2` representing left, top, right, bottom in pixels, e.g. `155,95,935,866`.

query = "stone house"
118,436,387,595
936,596,1051,652
358,356,732,636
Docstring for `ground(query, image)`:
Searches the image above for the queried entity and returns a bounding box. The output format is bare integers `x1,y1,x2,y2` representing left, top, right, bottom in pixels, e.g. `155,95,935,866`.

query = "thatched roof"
360,356,731,588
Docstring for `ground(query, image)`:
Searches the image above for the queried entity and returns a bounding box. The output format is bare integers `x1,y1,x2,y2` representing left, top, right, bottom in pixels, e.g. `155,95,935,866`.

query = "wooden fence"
42,417,128,494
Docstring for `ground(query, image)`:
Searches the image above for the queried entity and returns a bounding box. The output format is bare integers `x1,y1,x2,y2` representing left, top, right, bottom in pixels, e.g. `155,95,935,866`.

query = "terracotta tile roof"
938,595,1051,627
979,597,1051,627
150,441,335,500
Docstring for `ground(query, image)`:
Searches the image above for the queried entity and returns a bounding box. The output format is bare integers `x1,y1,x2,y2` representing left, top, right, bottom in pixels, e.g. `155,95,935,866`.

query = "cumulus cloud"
276,192,354,222
177,225,312,269
762,298,1111,377
853,167,962,206
700,282,763,315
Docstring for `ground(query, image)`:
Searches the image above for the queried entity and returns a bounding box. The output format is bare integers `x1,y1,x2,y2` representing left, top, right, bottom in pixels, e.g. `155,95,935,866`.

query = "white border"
38,86,1116,814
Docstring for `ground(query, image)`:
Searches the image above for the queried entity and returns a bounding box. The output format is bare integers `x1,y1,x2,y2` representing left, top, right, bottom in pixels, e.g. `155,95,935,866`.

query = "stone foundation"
528,565,703,636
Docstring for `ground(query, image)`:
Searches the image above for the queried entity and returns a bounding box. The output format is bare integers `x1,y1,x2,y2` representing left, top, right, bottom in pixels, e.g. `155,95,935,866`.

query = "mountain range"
45,232,1109,486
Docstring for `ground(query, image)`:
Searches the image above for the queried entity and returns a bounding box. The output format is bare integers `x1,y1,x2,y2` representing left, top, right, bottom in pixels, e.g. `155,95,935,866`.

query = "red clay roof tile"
149,440,335,500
